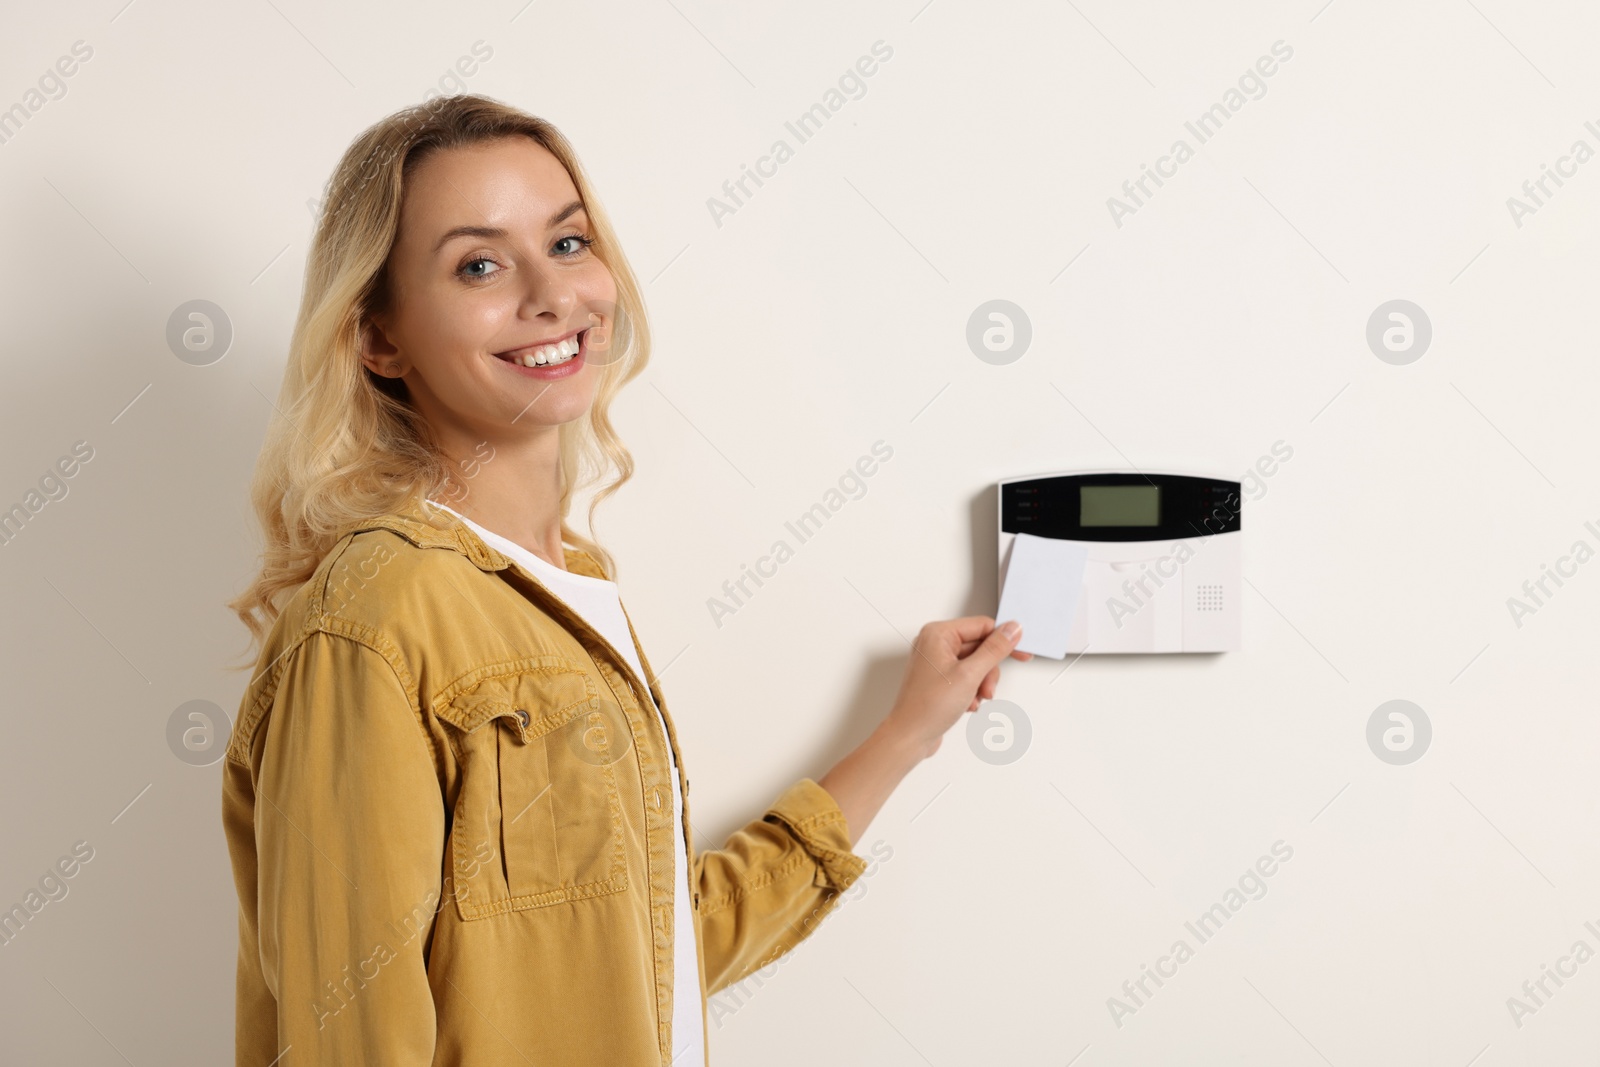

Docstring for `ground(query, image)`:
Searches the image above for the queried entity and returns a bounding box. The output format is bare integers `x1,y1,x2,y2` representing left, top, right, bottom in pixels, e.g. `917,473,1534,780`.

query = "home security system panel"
996,471,1241,656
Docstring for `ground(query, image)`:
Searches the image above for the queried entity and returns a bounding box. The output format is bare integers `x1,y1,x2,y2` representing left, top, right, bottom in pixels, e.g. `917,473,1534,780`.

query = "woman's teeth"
507,333,581,367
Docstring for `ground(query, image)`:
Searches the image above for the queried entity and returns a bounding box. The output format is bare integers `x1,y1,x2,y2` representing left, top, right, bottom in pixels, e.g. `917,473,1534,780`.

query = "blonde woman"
221,93,1029,1066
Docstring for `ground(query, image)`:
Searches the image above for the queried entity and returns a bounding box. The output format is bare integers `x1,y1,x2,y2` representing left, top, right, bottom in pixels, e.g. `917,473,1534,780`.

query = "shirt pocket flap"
437,659,598,742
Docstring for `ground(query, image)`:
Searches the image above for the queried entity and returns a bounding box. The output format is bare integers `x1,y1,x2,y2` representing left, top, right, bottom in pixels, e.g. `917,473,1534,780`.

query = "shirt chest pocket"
436,660,630,920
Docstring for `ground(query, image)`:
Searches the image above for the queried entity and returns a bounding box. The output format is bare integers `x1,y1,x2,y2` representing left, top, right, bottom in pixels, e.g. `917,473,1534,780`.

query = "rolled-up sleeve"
694,777,869,993
226,629,446,1065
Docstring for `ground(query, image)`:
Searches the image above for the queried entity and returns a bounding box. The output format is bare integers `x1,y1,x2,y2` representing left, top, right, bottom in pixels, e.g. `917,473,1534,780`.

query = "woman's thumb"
970,620,1022,672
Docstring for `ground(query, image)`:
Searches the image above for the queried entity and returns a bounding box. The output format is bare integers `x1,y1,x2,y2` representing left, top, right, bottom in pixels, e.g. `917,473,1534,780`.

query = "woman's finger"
961,639,1034,662
941,616,1004,645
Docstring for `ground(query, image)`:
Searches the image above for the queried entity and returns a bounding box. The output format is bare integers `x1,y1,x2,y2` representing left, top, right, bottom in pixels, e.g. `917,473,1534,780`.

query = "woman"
221,93,1028,1067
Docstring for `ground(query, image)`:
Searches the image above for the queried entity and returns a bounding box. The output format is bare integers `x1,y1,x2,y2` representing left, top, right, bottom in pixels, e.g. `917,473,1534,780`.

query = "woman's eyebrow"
432,201,587,254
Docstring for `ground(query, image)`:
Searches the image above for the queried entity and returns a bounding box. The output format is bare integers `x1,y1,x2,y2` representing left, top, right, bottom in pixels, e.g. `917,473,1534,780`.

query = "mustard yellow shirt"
221,496,869,1065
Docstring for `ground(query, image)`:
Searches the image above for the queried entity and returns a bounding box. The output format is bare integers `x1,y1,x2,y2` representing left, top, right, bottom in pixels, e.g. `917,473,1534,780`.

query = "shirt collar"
334,494,609,580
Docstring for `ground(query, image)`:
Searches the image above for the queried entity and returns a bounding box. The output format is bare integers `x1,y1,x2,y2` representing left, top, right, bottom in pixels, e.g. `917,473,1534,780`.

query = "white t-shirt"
430,502,704,1064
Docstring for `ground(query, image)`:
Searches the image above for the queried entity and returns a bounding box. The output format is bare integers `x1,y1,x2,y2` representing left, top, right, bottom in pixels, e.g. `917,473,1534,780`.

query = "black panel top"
1000,472,1241,542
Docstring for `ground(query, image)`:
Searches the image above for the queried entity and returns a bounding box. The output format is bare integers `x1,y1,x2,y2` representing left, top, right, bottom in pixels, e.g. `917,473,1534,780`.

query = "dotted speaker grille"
1196,584,1224,612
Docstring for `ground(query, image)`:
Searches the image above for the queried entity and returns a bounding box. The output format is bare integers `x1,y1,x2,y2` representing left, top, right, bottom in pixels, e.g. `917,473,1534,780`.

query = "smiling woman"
221,93,1026,1067
231,104,646,621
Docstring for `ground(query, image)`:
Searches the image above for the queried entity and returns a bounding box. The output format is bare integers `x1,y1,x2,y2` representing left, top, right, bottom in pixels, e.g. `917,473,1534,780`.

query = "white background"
1,1,1597,1064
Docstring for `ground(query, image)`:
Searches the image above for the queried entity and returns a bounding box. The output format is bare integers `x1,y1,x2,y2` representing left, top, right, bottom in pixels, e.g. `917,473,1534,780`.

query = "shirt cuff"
761,777,870,892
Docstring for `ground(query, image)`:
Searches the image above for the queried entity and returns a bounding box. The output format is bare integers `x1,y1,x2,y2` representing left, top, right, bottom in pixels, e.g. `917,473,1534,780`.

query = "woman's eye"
553,234,595,258
459,256,502,280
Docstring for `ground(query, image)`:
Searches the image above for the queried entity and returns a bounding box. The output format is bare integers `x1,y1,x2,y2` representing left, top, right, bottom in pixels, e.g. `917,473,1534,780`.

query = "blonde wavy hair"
228,93,649,660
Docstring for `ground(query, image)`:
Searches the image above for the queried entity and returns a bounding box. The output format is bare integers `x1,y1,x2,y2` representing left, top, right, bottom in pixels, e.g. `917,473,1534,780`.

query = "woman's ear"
358,316,408,378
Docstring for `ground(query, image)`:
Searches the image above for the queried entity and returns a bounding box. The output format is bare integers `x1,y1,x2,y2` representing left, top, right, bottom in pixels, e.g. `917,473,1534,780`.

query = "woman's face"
361,135,617,449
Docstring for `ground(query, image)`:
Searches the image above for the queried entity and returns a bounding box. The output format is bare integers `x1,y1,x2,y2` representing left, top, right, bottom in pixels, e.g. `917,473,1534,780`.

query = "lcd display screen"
1080,484,1160,526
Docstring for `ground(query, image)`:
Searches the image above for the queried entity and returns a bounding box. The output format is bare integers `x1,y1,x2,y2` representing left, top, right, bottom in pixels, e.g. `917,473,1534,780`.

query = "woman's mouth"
493,329,587,379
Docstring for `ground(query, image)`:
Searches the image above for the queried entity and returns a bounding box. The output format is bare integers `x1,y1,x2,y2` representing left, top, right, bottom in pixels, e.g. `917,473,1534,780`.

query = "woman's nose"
518,263,577,320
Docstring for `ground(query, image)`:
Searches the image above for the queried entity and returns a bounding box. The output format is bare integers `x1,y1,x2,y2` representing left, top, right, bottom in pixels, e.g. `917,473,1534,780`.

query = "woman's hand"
883,616,1032,760
817,616,1033,846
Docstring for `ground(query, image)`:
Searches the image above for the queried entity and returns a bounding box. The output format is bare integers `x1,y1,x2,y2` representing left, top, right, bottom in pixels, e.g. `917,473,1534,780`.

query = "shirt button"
515,709,530,727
